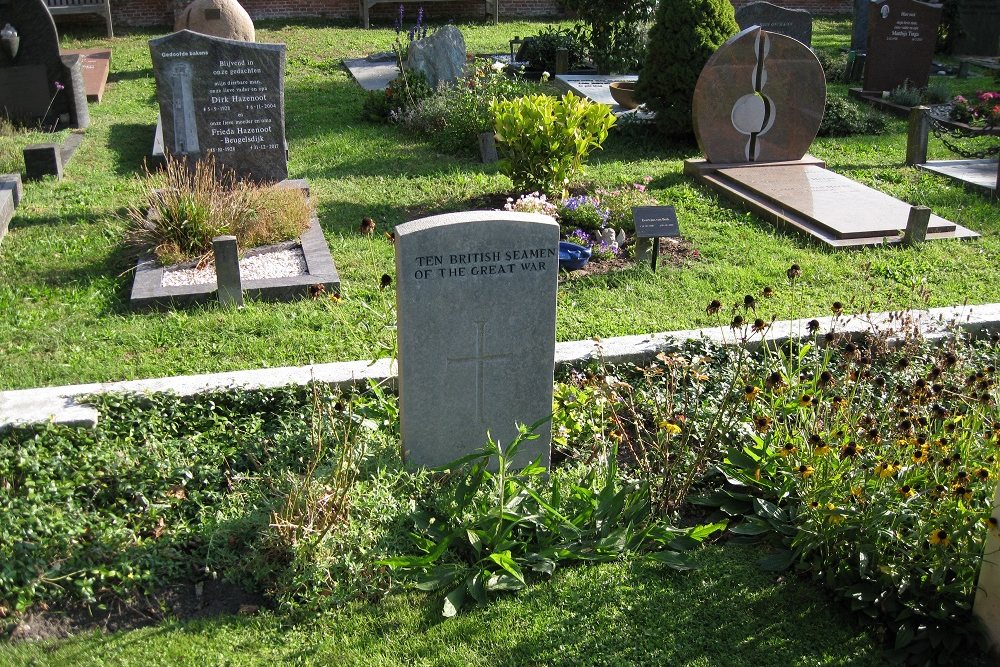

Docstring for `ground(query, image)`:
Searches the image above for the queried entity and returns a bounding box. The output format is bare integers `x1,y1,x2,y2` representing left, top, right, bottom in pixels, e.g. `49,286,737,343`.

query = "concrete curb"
3,302,999,431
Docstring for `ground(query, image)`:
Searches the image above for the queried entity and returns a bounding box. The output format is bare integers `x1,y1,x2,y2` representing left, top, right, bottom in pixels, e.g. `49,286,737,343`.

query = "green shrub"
889,82,922,107
403,59,535,156
519,25,589,72
557,194,609,230
636,0,739,137
818,96,889,137
362,68,434,123
815,50,848,84
559,0,656,74
126,153,312,265
596,179,658,232
492,93,616,196
924,79,952,104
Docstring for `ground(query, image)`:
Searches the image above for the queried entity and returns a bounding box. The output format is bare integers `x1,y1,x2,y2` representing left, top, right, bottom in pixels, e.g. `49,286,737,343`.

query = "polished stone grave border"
129,180,339,310
918,159,999,196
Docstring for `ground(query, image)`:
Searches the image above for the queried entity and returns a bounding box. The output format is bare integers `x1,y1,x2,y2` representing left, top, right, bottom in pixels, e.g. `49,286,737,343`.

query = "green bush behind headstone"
636,0,739,137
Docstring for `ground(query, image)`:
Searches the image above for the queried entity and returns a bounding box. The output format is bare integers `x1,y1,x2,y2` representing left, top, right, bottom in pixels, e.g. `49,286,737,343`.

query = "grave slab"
0,173,23,208
0,189,13,244
918,159,998,195
553,74,648,117
394,211,559,469
863,0,941,92
695,163,979,246
343,55,399,91
61,48,112,102
150,30,287,182
735,1,812,46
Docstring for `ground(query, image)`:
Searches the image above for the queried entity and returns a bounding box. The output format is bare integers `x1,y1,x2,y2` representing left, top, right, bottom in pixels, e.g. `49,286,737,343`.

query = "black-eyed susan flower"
977,467,991,482
659,421,682,435
778,442,797,457
826,503,844,524
954,486,973,502
912,449,929,465
743,385,760,402
753,414,772,434
807,319,821,334
765,371,786,392
954,470,970,485
762,286,774,298
818,370,835,388
798,394,814,408
944,351,958,367
840,442,862,460
930,484,947,499
899,485,916,498
875,461,898,478
731,315,745,329
830,395,847,410
832,301,844,315
706,299,722,315
929,529,951,547
752,318,768,333
743,294,756,311
797,464,815,478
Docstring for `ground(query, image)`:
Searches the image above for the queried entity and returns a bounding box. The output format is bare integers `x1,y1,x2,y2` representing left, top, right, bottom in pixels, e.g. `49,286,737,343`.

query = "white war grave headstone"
394,212,559,469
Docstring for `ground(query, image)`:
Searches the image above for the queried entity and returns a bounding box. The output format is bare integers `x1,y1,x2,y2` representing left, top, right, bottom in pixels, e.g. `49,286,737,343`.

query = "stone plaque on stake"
863,0,942,92
150,30,287,182
735,1,813,46
394,211,559,469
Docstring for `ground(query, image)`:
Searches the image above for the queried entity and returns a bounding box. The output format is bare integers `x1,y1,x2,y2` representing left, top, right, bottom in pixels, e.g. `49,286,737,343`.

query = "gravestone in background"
851,0,873,49
405,25,466,89
735,1,812,47
150,30,287,182
174,0,256,42
394,211,559,469
953,0,1000,56
692,26,826,164
0,0,87,128
863,0,942,92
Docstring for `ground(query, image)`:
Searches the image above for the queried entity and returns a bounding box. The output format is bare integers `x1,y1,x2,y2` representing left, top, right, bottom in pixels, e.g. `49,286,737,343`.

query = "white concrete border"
2,302,999,431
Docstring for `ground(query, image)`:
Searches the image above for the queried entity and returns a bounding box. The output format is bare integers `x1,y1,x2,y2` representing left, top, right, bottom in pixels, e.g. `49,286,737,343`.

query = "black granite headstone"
851,0,872,50
23,142,62,180
864,0,942,92
953,0,1000,56
149,30,288,183
735,1,812,47
0,0,87,129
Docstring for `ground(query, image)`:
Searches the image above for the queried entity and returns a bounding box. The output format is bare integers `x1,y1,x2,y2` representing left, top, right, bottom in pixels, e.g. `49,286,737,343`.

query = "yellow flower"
660,421,682,435
953,486,973,502
874,461,898,478
778,442,797,457
826,502,844,524
898,485,916,498
929,529,950,547
743,385,760,402
840,442,862,460
911,448,928,465
850,486,864,502
797,464,814,478
798,394,814,408
753,415,773,434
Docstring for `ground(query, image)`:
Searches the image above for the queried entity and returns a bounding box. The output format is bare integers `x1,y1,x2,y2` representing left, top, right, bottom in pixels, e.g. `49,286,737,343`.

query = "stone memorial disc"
150,30,286,182
693,26,825,164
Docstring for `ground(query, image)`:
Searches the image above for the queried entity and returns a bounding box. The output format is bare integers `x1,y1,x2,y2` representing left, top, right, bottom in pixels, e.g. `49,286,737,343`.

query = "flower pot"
609,82,639,110
559,241,591,271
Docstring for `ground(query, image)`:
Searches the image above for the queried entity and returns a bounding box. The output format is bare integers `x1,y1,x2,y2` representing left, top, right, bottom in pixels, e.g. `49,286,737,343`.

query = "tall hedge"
635,0,739,137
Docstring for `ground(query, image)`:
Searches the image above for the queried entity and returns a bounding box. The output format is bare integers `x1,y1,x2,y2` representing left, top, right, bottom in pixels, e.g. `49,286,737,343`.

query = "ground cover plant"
0,18,999,390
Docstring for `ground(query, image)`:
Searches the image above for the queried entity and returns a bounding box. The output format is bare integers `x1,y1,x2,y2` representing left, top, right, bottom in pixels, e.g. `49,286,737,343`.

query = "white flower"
541,71,550,82
491,60,505,72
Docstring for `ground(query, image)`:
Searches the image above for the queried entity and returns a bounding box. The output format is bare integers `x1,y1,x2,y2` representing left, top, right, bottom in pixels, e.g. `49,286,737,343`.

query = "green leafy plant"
818,96,890,137
595,178,657,232
815,50,849,84
636,0,739,136
889,82,923,107
518,25,589,72
924,79,952,104
557,194,609,230
362,67,434,123
559,0,656,74
381,425,725,616
125,153,312,265
492,92,616,196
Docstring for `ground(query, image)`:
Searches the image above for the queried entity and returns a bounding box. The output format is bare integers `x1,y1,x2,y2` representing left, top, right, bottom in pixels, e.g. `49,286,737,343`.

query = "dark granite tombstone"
851,0,872,50
692,27,825,164
0,0,87,129
953,0,1000,56
735,1,812,47
684,25,978,247
149,30,287,182
863,0,942,92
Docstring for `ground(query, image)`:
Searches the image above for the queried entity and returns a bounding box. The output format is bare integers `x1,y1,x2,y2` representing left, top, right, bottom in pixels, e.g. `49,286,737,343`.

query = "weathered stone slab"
863,0,941,92
405,25,466,89
692,27,825,164
61,48,112,102
708,164,979,245
0,0,86,128
394,211,559,469
953,0,1000,56
0,173,22,208
343,55,399,91
735,1,812,46
149,30,287,182
0,188,13,245
919,159,999,195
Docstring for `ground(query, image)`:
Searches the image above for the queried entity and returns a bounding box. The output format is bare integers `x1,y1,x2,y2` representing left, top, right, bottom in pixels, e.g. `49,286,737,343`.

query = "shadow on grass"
107,123,157,176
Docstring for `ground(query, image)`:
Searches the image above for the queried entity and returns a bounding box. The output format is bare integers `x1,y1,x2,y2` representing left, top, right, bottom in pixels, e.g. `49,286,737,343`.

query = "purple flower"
54,81,64,91
395,4,404,33
416,6,424,28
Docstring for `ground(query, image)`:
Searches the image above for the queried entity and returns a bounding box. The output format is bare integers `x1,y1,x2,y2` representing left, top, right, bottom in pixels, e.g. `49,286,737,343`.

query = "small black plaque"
632,206,679,238
205,8,222,20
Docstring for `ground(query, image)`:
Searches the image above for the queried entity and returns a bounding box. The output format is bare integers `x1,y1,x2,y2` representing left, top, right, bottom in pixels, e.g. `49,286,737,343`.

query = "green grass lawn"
0,544,885,667
0,18,997,392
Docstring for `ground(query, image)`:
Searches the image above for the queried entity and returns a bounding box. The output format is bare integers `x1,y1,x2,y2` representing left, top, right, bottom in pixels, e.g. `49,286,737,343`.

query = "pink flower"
954,95,967,105
54,81,64,91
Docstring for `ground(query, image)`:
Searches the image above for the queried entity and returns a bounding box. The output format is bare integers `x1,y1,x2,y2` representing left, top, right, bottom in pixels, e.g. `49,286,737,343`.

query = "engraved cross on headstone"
447,320,512,423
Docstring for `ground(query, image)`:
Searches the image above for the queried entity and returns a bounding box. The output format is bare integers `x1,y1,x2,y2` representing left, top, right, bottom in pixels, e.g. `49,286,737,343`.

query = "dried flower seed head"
896,357,910,371
897,419,913,434
830,395,846,410
872,376,886,389
807,319,821,334
380,273,392,290
928,366,943,381
988,517,1000,533
752,318,767,332
819,370,835,388
786,263,801,282
966,373,978,387
859,414,876,429
977,468,991,482
954,486,972,502
955,470,970,483
916,416,929,428
840,442,861,459
706,299,722,315
943,352,958,367
832,301,844,315
359,217,376,235
762,286,774,298
932,383,944,395
731,315,745,329
743,294,756,311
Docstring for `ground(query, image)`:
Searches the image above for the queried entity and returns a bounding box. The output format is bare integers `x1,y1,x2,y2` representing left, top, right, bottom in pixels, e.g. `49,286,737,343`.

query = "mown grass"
0,544,885,667
0,17,998,390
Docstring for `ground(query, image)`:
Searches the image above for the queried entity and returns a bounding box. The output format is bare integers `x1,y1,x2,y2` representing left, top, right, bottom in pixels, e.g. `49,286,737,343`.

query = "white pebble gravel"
161,247,307,287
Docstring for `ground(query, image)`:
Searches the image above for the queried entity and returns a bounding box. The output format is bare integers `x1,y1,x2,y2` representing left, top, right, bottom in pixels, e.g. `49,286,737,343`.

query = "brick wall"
107,0,851,29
